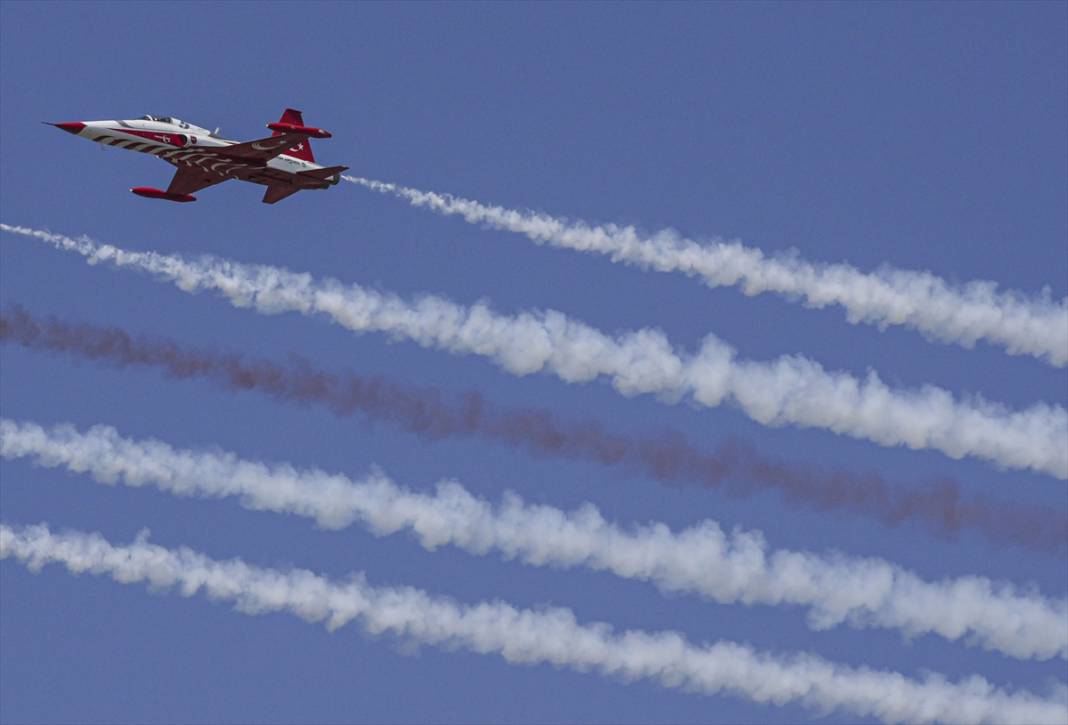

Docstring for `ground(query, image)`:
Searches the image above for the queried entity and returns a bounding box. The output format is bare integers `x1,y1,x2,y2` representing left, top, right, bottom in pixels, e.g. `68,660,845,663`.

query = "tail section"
273,108,315,162
298,165,349,185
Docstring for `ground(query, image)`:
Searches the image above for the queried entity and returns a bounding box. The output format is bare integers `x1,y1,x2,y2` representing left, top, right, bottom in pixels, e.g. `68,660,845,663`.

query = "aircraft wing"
215,132,312,163
166,165,229,196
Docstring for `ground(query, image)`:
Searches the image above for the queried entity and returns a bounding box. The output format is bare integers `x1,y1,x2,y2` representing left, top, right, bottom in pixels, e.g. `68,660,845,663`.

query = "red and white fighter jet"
48,108,348,204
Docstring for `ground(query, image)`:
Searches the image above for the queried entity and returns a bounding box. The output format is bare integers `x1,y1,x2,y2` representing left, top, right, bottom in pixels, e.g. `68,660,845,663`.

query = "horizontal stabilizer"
297,165,348,182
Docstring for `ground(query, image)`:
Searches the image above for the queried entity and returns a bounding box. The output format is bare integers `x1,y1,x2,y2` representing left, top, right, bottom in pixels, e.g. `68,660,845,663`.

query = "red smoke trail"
2,305,1064,554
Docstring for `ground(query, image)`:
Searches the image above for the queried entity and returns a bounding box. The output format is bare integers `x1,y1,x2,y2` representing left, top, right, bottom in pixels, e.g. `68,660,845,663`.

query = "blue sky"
1,2,1065,723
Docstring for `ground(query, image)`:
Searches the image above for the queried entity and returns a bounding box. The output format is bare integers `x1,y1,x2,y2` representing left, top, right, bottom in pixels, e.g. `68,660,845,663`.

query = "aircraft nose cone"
52,121,86,135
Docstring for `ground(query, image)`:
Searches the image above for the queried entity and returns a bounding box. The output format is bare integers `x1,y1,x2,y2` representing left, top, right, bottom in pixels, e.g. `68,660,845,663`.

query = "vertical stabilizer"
273,108,316,162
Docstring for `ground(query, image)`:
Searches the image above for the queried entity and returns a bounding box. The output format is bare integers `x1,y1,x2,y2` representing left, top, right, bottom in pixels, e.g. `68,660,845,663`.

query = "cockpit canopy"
140,114,217,135
141,115,193,129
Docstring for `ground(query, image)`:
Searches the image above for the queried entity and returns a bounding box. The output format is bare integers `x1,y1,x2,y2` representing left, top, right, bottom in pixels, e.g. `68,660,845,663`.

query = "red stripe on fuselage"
109,128,188,147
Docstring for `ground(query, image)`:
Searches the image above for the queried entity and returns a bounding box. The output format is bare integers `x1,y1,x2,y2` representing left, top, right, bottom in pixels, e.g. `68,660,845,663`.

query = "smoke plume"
2,523,1065,724
3,418,1064,661
345,176,1068,367
2,223,1064,478
2,305,1064,554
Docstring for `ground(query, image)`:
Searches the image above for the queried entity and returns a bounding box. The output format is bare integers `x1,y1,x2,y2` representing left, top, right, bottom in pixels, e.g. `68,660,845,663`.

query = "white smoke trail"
3,418,1065,662
3,222,1066,479
345,176,1068,368
2,523,1065,724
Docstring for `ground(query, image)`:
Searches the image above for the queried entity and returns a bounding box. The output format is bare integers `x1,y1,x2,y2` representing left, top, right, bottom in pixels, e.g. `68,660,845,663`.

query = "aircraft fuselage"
50,110,347,203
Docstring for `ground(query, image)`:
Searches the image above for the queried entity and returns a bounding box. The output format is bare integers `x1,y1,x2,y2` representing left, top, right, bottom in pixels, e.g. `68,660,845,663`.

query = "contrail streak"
345,176,1068,368
3,224,1065,479
2,524,1065,724
3,418,1064,661
3,305,1064,553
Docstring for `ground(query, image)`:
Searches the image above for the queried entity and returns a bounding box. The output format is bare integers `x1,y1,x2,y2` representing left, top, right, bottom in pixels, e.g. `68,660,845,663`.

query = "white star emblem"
292,142,304,151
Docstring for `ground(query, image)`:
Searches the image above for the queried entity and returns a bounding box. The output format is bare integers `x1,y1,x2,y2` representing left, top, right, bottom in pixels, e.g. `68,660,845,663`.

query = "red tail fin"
273,108,315,162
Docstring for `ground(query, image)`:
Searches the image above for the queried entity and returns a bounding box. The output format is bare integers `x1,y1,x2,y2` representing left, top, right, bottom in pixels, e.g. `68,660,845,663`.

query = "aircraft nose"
50,121,86,135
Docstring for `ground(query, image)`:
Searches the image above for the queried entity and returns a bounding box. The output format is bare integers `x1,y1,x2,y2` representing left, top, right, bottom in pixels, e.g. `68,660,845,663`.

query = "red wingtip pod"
266,122,332,139
131,187,196,203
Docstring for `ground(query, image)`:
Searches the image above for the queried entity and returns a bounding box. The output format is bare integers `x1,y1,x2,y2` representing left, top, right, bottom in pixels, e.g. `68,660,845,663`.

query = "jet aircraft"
48,108,348,204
